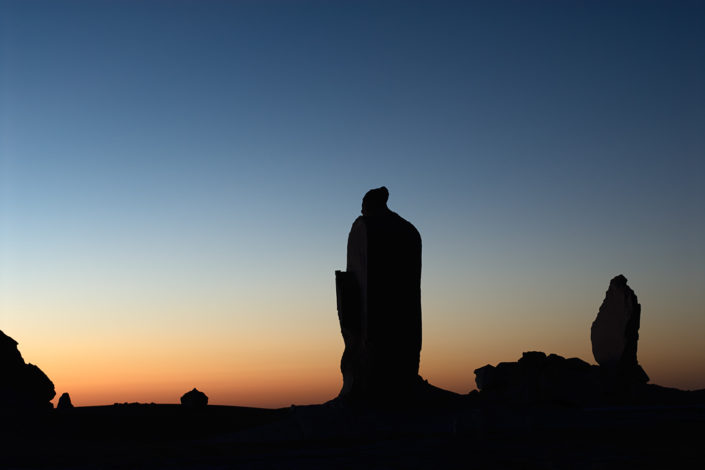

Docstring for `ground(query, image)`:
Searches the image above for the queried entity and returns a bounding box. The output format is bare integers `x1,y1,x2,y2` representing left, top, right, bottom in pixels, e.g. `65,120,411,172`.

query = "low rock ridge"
474,352,602,405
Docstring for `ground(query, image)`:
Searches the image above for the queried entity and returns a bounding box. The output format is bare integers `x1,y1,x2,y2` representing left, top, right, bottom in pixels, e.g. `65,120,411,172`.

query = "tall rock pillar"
336,187,422,403
591,274,649,385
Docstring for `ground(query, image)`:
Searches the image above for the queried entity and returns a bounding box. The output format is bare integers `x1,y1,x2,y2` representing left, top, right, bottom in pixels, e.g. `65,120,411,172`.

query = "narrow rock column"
591,275,649,384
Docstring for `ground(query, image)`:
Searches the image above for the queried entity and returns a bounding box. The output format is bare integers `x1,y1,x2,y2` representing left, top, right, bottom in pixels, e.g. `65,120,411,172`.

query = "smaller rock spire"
590,275,648,384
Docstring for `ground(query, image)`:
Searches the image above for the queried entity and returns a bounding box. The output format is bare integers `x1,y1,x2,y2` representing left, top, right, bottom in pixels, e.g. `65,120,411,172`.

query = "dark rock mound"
474,351,602,405
57,392,73,410
181,388,208,408
0,330,55,411
591,274,649,385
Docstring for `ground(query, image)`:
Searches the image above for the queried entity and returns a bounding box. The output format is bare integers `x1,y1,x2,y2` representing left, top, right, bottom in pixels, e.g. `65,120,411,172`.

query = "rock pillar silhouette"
591,274,649,385
336,187,422,403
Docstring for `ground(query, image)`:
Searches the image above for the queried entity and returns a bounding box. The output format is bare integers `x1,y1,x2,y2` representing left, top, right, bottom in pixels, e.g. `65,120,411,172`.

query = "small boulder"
180,388,208,408
57,392,73,410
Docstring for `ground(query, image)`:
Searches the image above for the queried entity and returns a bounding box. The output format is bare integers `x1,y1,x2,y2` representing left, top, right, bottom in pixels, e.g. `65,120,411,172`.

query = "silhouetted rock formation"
473,275,655,405
591,275,649,385
57,392,73,410
474,352,602,405
0,330,55,411
335,187,422,404
181,388,208,408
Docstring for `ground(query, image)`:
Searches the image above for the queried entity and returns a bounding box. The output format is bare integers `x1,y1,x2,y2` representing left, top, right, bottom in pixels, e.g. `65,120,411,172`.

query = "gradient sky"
1,0,704,407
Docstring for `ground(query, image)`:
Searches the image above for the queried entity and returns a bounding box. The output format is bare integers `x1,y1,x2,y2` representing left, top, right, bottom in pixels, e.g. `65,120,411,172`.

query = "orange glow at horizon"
5,271,704,408
18,317,705,409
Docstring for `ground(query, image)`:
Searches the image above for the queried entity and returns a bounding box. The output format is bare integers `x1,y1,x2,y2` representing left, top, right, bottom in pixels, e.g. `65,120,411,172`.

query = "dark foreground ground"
3,398,704,469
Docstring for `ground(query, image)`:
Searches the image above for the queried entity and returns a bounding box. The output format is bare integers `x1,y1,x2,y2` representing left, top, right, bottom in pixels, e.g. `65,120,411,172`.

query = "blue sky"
1,1,704,404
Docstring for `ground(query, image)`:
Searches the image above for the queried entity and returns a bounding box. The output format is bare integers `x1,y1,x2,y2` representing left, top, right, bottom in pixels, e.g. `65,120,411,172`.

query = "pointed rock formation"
591,275,648,384
0,330,56,411
57,392,74,410
180,388,208,408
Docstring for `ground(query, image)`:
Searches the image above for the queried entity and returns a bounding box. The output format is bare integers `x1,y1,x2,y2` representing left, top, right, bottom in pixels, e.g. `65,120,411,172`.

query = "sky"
1,0,704,407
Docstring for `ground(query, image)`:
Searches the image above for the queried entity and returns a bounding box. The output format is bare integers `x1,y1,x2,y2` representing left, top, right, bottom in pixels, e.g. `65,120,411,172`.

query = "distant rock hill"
0,330,55,411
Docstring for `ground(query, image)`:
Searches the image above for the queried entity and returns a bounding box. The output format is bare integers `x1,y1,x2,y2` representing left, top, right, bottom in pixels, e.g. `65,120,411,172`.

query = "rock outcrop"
473,275,652,405
474,352,602,405
180,388,208,408
0,330,56,411
57,392,73,410
335,187,423,404
591,275,649,384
